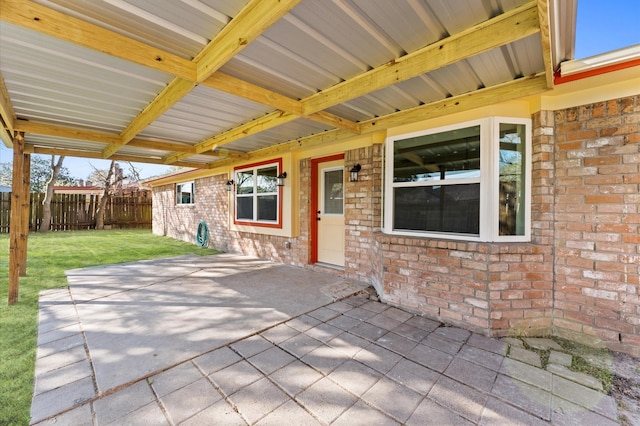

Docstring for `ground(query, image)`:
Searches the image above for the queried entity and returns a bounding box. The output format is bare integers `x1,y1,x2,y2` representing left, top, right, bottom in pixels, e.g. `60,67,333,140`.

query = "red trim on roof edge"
554,58,640,85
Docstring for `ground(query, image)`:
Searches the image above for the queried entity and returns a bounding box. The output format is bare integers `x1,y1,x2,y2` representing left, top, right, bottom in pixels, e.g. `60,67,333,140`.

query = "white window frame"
234,161,281,226
383,117,531,242
176,181,195,205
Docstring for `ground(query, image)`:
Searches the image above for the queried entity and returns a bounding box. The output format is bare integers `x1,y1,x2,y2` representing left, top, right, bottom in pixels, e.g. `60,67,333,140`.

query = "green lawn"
0,230,216,425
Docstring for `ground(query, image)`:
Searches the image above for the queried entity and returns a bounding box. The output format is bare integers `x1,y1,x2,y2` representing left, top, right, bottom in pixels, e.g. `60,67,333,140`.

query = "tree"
93,161,127,229
40,156,66,232
0,155,76,192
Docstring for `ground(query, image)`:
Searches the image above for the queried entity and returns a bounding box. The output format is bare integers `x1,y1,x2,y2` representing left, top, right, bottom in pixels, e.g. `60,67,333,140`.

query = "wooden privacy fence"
0,192,152,232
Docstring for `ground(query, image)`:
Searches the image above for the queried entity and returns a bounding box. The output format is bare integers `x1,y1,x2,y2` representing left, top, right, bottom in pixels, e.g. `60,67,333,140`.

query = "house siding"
152,94,639,356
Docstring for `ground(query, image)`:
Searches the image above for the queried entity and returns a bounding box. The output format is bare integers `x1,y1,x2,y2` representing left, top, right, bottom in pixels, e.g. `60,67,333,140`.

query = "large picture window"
384,117,530,241
234,159,282,228
176,181,195,205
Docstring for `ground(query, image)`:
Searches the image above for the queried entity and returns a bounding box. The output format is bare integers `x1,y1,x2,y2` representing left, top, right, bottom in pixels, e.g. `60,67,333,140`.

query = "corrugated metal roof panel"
290,1,402,70
220,54,318,100
25,134,105,153
324,102,376,123
234,37,342,93
35,0,248,58
222,118,333,152
350,0,445,53
0,22,171,132
0,0,565,169
139,85,274,143
176,153,217,164
263,14,367,80
114,145,172,159
509,34,545,77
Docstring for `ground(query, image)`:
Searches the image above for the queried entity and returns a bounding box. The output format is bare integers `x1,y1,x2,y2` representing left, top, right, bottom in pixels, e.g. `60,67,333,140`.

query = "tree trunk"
40,155,65,232
95,160,115,230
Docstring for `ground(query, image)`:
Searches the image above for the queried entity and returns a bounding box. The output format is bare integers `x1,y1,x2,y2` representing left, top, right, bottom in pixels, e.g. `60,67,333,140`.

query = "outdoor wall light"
349,164,362,182
225,180,234,191
277,172,287,186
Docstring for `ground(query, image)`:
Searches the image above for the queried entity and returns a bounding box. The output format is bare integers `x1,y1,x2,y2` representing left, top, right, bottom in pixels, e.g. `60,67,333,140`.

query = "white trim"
234,161,280,224
383,117,532,242
561,44,640,76
175,181,195,205
492,117,532,242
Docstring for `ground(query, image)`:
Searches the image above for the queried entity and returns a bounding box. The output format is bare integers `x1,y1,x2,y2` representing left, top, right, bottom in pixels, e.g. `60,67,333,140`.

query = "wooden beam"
203,72,360,133
309,111,360,134
204,72,302,114
111,78,197,152
129,138,202,154
0,0,196,81
194,0,301,80
0,73,15,147
0,125,12,149
537,0,555,88
8,131,25,304
205,74,549,168
192,1,539,165
25,145,204,169
163,110,297,164
19,153,30,276
360,74,548,133
13,120,204,154
211,147,249,160
14,121,120,144
104,0,300,159
302,1,540,115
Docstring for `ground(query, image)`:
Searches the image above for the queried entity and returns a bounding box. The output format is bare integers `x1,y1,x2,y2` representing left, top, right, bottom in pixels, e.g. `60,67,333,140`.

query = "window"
323,168,344,215
234,159,282,227
384,117,530,242
176,181,194,205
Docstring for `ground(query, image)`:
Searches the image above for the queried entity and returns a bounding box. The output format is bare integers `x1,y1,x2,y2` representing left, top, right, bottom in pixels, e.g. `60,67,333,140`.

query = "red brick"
623,234,640,244
584,157,620,166
585,194,624,204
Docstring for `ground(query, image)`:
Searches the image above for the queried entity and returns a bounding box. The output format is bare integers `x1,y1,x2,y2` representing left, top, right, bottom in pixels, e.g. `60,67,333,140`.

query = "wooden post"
19,153,31,276
8,131,25,304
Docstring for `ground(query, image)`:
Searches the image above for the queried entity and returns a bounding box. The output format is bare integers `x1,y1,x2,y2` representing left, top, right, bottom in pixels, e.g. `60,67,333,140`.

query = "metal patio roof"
0,0,575,170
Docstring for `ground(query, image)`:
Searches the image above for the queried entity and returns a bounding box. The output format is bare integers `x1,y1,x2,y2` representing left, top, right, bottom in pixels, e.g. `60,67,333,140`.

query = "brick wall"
347,113,557,337
344,145,383,288
152,95,639,355
553,95,639,355
152,174,309,267
373,237,554,335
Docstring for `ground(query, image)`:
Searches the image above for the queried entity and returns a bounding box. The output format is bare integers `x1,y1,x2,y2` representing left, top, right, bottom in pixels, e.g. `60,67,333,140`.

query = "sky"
0,148,176,182
574,0,640,59
1,0,639,182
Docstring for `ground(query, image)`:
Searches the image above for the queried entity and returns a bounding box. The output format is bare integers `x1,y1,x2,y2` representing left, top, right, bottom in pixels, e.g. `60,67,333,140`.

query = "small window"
234,159,282,228
176,181,195,205
498,122,527,236
384,117,531,242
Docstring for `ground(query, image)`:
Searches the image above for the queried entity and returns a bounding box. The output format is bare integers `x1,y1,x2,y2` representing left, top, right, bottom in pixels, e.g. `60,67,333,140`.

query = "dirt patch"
611,351,640,426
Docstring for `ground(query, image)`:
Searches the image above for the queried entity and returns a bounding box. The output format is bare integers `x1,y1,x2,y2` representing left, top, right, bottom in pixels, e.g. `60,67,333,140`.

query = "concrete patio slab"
68,254,365,393
31,254,624,425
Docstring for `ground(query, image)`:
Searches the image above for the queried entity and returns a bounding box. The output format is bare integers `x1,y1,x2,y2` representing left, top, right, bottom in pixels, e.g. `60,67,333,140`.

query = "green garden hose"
196,221,209,247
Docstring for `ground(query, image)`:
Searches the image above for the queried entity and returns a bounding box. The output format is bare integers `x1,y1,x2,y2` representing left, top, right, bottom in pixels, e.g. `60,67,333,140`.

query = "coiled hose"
196,221,209,247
